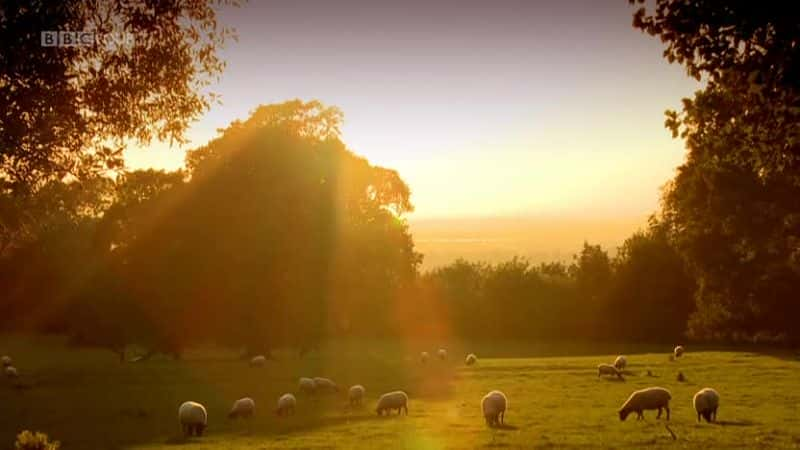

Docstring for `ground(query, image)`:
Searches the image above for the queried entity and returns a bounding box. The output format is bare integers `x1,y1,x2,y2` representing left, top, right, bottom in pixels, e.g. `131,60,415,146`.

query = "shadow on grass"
162,414,385,445
491,423,519,431
274,412,384,436
716,419,757,427
164,436,203,446
601,376,626,383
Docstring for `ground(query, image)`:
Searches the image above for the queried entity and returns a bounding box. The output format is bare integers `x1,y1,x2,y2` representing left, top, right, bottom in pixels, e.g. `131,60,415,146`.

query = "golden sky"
125,0,700,222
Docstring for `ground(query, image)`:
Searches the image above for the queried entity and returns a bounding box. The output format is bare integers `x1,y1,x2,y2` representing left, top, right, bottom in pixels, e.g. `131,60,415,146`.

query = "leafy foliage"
0,100,421,356
0,0,236,190
14,430,60,450
633,0,800,342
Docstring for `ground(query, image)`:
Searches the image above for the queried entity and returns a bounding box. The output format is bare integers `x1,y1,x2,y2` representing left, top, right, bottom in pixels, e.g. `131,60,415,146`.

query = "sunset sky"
126,0,700,222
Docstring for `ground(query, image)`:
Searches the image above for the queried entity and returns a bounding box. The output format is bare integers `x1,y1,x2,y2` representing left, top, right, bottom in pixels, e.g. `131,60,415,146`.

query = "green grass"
1,335,799,449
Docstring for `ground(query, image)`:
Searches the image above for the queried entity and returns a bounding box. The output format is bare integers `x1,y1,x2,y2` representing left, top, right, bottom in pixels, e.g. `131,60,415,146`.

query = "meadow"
1,335,799,449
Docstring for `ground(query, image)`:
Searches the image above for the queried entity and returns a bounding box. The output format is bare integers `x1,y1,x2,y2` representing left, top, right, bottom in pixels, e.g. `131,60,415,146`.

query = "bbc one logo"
41,31,136,47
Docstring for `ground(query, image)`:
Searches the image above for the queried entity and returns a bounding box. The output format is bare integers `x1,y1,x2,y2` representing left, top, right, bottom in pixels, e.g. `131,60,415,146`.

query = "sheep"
693,388,720,423
598,363,623,380
481,390,507,427
376,391,408,416
1,355,11,367
249,355,266,367
674,345,685,359
614,355,627,370
228,397,255,419
4,366,18,378
298,377,316,395
618,387,672,421
349,385,366,406
465,353,477,366
438,348,447,360
276,393,296,417
312,377,339,393
420,351,430,363
178,401,207,437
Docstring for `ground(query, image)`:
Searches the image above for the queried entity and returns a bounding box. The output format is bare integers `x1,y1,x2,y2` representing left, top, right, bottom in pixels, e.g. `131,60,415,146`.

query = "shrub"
14,431,60,450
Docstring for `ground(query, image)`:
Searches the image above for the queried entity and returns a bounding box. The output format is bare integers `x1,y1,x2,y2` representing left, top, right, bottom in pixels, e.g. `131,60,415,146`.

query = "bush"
14,430,60,450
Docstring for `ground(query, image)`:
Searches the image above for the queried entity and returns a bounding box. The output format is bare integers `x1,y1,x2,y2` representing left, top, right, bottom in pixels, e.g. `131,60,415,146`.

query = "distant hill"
409,215,648,271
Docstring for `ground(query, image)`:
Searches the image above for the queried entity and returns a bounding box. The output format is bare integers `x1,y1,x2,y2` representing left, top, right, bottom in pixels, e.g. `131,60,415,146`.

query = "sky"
125,0,700,222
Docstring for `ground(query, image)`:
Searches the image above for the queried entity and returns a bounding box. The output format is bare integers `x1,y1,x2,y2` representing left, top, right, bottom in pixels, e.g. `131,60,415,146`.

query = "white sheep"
178,401,207,437
228,397,255,419
438,348,447,360
376,390,408,416
420,351,430,363
1,355,11,367
4,366,18,378
598,364,623,380
465,353,477,366
693,387,720,423
313,377,339,393
276,393,296,417
618,387,672,421
674,345,685,358
349,385,365,406
249,355,266,367
614,355,627,370
298,377,316,395
481,390,507,427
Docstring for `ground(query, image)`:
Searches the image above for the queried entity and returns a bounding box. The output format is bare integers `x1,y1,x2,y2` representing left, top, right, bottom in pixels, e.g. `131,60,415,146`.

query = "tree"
0,0,236,191
661,158,800,341
91,100,421,355
630,0,800,184
607,219,695,342
569,242,612,298
633,0,800,342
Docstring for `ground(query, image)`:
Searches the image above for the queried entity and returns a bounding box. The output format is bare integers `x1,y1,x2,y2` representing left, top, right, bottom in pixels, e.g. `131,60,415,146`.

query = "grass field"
1,335,799,449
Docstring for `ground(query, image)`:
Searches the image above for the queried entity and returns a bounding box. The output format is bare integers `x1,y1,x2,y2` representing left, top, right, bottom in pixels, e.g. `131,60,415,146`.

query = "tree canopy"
0,0,235,191
633,0,800,342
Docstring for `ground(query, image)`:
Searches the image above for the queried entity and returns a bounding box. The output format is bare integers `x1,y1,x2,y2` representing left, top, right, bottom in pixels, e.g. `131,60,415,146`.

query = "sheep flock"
162,343,723,440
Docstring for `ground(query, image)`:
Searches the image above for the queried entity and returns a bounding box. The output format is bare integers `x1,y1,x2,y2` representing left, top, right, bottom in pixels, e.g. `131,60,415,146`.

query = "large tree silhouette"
633,0,800,342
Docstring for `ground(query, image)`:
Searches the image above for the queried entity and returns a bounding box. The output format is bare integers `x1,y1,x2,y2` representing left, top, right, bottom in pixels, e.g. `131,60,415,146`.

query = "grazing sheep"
349,385,366,406
4,366,18,378
614,355,627,370
228,397,255,419
438,348,447,360
674,345,685,358
298,377,316,395
481,390,507,427
598,363,623,380
693,388,720,423
249,355,266,367
376,391,408,416
1,356,11,367
465,353,477,366
276,393,296,417
312,377,339,393
618,387,672,421
178,401,207,437
420,351,430,363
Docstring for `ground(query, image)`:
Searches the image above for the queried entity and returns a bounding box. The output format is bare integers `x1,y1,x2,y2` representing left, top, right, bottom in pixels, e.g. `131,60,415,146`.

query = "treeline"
407,223,694,343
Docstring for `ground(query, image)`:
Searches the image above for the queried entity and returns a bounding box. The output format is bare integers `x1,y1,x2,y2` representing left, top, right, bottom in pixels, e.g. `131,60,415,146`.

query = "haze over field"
124,0,700,266
411,215,647,269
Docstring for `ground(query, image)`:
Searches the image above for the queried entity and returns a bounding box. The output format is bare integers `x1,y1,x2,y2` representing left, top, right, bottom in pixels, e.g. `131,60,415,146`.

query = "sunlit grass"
0,335,798,449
